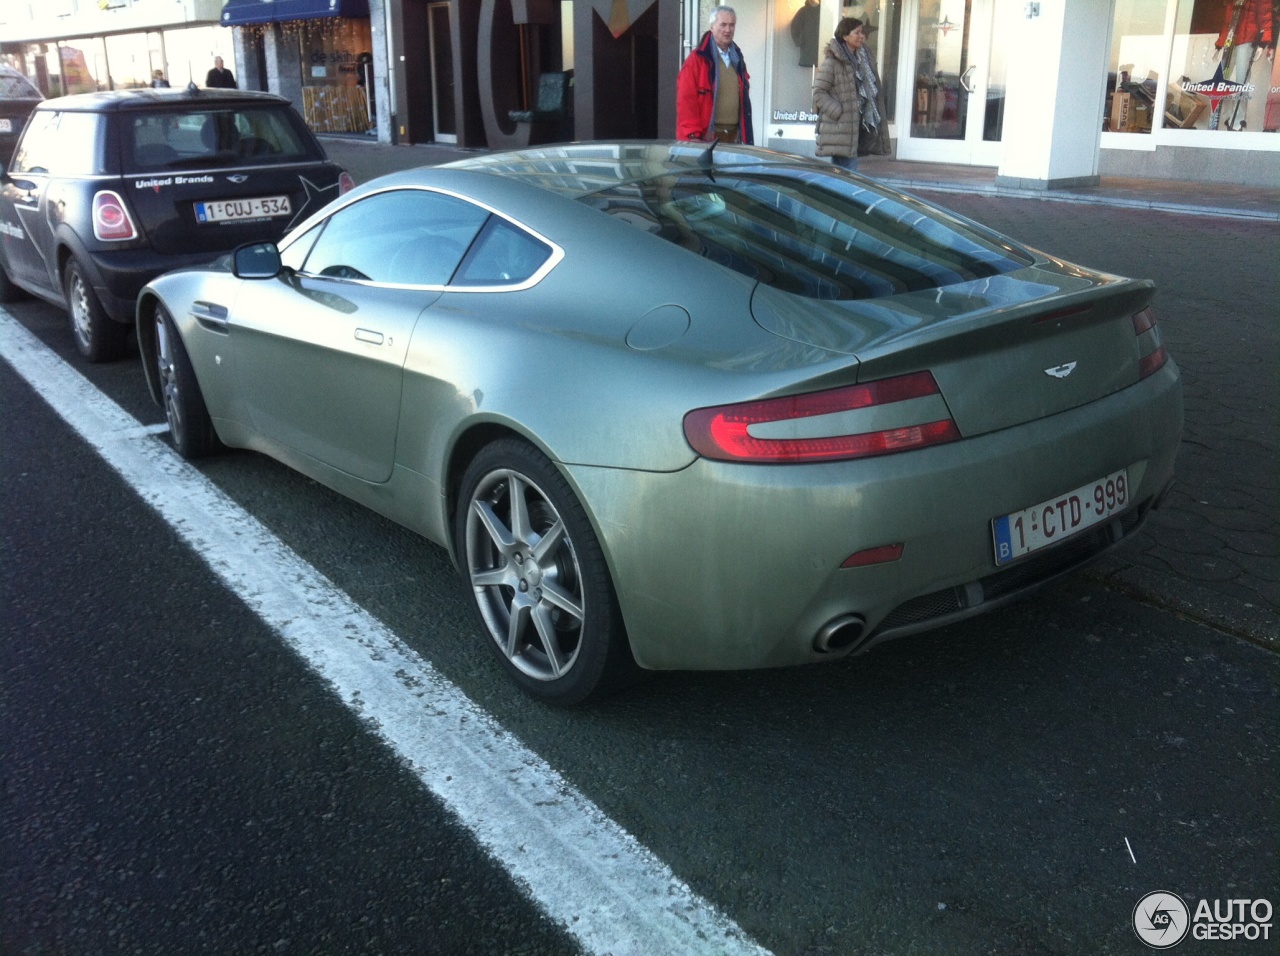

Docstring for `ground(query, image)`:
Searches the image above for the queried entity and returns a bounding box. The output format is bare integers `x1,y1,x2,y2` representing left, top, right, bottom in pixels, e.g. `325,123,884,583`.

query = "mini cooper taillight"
683,371,960,464
92,190,138,241
1132,307,1168,380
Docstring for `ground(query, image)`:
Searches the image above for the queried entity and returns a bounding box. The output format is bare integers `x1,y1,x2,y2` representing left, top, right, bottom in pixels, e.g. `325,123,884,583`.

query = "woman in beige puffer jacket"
812,17,890,172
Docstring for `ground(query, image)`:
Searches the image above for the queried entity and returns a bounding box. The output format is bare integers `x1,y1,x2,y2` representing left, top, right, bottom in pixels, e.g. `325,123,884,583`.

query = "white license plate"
195,195,291,224
992,468,1129,565
0,119,11,133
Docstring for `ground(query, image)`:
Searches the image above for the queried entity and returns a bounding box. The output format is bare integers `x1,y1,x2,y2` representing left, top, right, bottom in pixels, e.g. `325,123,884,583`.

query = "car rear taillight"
683,371,960,464
1132,307,1168,380
338,171,355,195
92,190,138,241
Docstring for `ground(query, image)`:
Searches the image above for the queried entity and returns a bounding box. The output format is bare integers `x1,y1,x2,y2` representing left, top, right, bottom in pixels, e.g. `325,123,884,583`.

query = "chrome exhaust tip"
813,614,867,654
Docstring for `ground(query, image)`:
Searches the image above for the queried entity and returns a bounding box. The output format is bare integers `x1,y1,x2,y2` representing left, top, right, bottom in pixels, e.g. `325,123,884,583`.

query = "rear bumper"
85,248,227,323
564,359,1184,672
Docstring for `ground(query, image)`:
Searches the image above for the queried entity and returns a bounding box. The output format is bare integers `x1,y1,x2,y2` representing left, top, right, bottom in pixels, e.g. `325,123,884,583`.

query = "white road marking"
0,309,772,956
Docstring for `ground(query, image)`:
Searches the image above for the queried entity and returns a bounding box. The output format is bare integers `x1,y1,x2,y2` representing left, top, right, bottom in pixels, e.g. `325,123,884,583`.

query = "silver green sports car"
137,142,1183,704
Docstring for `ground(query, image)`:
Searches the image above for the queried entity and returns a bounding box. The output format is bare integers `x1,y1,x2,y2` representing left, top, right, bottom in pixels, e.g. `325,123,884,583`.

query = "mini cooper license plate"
992,468,1129,565
195,195,291,223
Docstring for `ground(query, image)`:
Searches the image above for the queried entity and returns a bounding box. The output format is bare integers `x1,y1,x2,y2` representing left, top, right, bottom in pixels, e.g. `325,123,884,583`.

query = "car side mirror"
232,241,282,279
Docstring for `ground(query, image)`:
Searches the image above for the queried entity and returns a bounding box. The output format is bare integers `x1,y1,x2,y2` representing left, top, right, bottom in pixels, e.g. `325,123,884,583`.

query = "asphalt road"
2,180,1277,955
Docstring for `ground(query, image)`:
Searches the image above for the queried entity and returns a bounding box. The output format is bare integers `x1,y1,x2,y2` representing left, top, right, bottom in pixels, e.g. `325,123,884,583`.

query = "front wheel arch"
135,293,164,406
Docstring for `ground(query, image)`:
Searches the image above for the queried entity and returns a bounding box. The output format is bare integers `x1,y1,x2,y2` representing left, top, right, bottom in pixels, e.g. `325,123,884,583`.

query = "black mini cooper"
0,87,353,361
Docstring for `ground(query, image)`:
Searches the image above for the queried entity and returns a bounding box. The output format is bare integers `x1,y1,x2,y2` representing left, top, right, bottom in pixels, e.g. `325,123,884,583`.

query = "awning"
220,0,370,26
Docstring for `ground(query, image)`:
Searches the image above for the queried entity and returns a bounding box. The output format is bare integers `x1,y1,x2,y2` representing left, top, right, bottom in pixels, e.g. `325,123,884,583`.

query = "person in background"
150,69,169,88
205,56,237,90
812,17,889,172
676,6,754,144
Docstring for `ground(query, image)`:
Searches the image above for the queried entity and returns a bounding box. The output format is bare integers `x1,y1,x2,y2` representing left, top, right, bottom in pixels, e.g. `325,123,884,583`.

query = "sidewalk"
319,135,1280,222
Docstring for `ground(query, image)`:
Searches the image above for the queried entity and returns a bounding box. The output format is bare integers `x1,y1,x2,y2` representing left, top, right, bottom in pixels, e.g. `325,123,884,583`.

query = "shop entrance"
895,0,1015,165
428,2,457,143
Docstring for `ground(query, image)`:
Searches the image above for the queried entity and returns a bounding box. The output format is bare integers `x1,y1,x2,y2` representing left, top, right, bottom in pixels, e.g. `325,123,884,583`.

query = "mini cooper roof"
31,87,292,113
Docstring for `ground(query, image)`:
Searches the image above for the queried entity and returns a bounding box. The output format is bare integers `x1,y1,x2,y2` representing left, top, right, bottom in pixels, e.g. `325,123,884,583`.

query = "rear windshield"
125,106,318,172
578,168,1033,300
0,72,41,99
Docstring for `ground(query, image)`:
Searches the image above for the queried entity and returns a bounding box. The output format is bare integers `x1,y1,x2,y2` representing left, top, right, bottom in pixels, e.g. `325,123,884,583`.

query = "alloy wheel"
155,312,184,446
465,468,585,681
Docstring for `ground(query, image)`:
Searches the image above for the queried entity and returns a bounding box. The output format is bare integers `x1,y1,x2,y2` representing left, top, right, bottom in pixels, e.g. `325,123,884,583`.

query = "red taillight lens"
92,190,137,241
1132,307,1168,379
338,171,356,194
1132,307,1156,336
841,543,904,568
683,371,960,464
1139,344,1168,379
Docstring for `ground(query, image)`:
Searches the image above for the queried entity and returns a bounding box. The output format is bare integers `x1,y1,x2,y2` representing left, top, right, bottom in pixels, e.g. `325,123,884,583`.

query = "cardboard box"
1111,91,1134,131
1110,91,1154,133
1165,83,1207,129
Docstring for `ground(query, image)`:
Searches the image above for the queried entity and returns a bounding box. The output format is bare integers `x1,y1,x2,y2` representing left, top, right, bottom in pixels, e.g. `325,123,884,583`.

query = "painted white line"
0,309,772,956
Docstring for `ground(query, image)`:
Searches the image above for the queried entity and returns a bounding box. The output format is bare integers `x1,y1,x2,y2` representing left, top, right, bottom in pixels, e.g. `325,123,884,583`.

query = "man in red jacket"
676,6,754,144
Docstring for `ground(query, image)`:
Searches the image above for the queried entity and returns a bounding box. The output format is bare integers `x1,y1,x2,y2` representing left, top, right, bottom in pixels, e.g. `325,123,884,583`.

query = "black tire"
154,304,222,459
456,439,636,705
0,258,27,304
63,258,128,362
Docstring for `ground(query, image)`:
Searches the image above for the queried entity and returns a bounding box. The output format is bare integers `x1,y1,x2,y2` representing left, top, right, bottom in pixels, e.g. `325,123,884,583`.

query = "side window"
11,111,98,175
10,110,59,174
301,189,489,286
452,216,554,287
52,112,103,175
280,222,323,273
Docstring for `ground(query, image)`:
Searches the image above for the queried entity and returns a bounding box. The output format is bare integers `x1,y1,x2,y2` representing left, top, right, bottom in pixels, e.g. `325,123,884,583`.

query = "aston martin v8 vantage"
136,142,1183,704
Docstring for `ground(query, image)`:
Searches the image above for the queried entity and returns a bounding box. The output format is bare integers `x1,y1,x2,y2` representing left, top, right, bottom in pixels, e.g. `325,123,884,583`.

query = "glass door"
429,2,457,143
896,0,1013,165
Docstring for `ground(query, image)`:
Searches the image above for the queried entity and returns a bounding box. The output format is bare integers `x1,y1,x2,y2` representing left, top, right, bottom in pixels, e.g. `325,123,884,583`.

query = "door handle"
354,328,384,345
960,65,977,94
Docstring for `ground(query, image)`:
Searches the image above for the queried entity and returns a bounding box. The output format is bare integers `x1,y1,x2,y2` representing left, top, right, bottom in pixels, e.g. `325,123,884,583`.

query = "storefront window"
103,32,154,89
59,41,107,94
771,0,825,130
768,1,898,143
298,19,376,133
1171,0,1277,132
1106,0,1278,135
162,26,234,89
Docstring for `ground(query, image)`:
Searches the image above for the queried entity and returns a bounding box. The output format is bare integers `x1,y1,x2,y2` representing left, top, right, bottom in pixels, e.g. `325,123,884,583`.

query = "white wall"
997,0,1113,186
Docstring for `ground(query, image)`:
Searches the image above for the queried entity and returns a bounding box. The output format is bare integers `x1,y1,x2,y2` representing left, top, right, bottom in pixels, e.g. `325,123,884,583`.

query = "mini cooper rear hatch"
0,86,353,360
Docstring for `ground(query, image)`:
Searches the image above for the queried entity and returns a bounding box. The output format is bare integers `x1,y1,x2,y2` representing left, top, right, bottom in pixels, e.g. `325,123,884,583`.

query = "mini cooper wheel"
63,258,128,362
155,304,221,459
457,439,634,705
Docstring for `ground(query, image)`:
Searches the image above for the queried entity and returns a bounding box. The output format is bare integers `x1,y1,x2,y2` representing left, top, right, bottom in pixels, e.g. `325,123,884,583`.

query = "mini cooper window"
126,107,315,171
300,189,489,285
452,216,553,287
580,169,1033,301
11,110,102,176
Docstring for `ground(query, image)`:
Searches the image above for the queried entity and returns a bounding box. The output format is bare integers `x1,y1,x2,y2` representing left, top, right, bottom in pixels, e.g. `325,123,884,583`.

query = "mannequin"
791,0,821,68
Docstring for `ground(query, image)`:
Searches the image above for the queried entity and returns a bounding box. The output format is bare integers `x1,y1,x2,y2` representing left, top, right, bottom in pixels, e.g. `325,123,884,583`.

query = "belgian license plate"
992,468,1129,565
195,195,291,223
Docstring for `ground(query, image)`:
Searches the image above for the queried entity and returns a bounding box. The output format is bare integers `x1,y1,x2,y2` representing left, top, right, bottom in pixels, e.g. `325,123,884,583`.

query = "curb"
875,177,1280,223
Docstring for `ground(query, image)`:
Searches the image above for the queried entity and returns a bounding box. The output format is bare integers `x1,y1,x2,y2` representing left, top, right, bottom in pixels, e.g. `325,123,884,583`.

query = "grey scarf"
853,46,881,130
